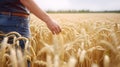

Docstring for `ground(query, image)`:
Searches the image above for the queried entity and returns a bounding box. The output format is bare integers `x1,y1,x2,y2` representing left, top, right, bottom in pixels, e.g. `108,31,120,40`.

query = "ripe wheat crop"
0,13,120,67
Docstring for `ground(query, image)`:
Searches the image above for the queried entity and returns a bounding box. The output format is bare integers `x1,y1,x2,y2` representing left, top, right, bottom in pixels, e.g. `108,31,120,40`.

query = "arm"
20,0,61,34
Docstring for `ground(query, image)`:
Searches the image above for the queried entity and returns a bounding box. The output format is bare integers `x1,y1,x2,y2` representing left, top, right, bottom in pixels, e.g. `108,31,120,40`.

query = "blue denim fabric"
0,14,31,48
0,14,30,38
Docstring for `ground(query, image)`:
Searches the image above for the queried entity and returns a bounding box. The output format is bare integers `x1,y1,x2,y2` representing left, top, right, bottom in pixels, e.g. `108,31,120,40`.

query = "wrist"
44,16,53,24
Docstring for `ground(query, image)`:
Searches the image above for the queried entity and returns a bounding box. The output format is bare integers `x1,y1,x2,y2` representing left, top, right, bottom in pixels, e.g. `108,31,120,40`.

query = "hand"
46,19,61,34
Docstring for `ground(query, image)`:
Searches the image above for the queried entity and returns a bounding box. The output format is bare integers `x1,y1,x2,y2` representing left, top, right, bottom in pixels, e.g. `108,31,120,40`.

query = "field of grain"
0,13,120,67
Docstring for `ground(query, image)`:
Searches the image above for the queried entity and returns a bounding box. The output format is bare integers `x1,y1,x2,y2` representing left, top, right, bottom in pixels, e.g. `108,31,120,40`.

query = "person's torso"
0,0,29,14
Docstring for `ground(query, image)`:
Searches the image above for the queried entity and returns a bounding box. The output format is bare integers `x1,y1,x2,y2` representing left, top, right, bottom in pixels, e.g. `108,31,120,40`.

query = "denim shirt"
0,0,29,14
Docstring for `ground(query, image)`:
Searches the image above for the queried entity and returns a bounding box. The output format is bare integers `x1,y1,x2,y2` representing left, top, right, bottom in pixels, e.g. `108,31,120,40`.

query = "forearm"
20,0,61,34
20,0,52,23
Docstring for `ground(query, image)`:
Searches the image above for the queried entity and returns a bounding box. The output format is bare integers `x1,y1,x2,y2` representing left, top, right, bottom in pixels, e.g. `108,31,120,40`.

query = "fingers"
52,25,61,34
46,19,61,34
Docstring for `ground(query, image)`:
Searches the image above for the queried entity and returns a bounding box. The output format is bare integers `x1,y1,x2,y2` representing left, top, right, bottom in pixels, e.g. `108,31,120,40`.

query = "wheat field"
0,13,120,67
